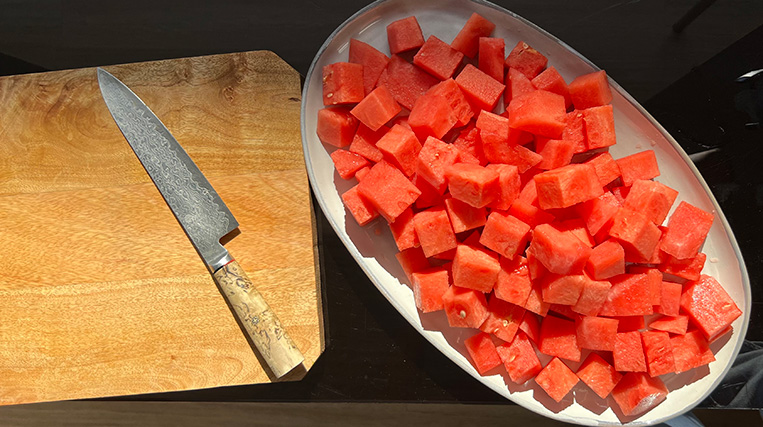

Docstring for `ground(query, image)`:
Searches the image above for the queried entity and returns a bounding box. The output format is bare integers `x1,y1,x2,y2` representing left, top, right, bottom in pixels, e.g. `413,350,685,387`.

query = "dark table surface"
2,0,762,411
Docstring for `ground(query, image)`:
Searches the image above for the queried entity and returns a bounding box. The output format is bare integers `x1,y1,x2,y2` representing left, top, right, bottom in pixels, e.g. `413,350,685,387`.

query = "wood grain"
0,51,322,405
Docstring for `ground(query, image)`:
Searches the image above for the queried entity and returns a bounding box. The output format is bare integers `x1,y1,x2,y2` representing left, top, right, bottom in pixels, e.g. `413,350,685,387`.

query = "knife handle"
213,259,305,378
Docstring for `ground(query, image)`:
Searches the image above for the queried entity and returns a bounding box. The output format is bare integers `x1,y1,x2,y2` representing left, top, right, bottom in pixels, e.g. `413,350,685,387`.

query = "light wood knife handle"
213,259,305,378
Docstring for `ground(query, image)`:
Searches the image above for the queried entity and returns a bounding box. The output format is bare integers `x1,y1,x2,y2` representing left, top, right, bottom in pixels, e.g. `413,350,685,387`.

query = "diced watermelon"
586,239,625,280
641,331,676,377
611,372,668,416
497,331,542,384
444,197,487,234
535,357,579,402
576,191,621,236
349,39,390,95
655,281,682,317
505,67,536,104
538,315,581,362
455,64,505,112
428,79,474,127
549,303,580,321
531,66,571,108
494,256,532,306
350,85,402,131
413,35,465,80
615,315,646,333
476,111,509,158
534,163,604,210
680,274,742,341
386,16,425,54
331,149,370,180
627,267,662,306
412,267,450,313
445,163,501,208
317,107,359,148
608,208,662,260
378,55,440,110
577,353,623,399
572,274,612,316
413,205,457,257
598,274,653,317
535,137,576,170
660,252,706,281
357,161,420,222
508,200,554,228
524,277,551,316
483,139,543,172
479,297,525,343
540,274,585,305
451,13,496,58
350,123,385,162
508,90,566,139
568,70,613,110
322,62,365,105
388,208,418,251
409,94,457,142
452,244,500,293
584,153,621,187
660,201,714,260
480,212,530,260
610,185,631,204
582,105,616,149
355,166,371,181
519,312,541,343
416,136,460,193
622,180,678,227
670,330,715,373
649,315,689,335
576,316,618,351
529,223,592,275
342,184,379,226
376,124,422,177
614,331,647,372
395,246,430,282
478,37,505,82
505,41,548,79
615,150,660,187
452,124,486,165
442,285,489,328
485,164,520,210
413,173,444,209
464,332,502,375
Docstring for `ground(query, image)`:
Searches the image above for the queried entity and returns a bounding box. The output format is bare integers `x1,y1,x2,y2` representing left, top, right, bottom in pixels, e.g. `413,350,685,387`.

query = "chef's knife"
97,68,304,378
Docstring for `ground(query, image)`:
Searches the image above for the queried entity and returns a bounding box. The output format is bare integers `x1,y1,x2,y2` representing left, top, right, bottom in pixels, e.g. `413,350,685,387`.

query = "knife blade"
97,67,304,378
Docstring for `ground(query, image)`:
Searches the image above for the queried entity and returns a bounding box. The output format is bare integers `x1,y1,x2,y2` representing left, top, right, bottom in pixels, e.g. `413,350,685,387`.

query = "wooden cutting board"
0,51,323,405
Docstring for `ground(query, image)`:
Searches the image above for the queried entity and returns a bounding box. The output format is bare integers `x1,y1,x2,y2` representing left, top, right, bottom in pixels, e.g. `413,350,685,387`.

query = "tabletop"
1,0,762,411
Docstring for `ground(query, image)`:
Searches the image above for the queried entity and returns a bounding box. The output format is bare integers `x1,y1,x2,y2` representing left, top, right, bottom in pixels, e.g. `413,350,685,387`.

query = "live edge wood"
0,51,323,405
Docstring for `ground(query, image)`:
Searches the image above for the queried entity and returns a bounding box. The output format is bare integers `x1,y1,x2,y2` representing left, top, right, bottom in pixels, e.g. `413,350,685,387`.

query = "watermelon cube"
317,107,359,148
413,35,465,80
586,239,625,280
508,200,555,228
452,124,486,165
455,64,505,112
349,39,390,95
660,201,714,260
451,12,496,58
534,163,604,210
322,62,364,105
611,372,668,416
378,55,439,110
614,331,647,372
535,357,579,402
616,316,646,333
413,173,445,210
641,331,676,377
494,256,532,306
480,212,530,260
341,184,379,226
585,153,621,187
609,208,662,260
452,244,500,293
535,137,576,171
376,124,423,177
483,139,543,172
505,41,548,79
429,79,474,127
350,86,401,132
538,315,582,362
388,208,418,251
442,285,489,328
598,274,653,317
445,163,501,208
648,315,689,335
670,330,715,373
395,246,430,282
478,37,505,82
508,90,566,139
576,316,618,351
660,252,707,281
486,164,521,210
524,278,551,317
568,70,612,110
564,110,588,153
330,149,370,180
531,66,571,108
496,331,542,384
655,280,682,317
505,67,536,104
577,353,623,399
357,161,421,222
572,274,612,317
386,16,425,54
355,166,371,181
350,124,385,162
616,150,660,187
540,274,585,305
464,332,502,375
519,313,541,344
529,223,592,275
413,205,457,258
576,191,621,236
681,274,742,341
582,105,616,149
623,179,679,226
444,197,487,234
479,297,525,343
417,136,460,193
412,267,450,313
